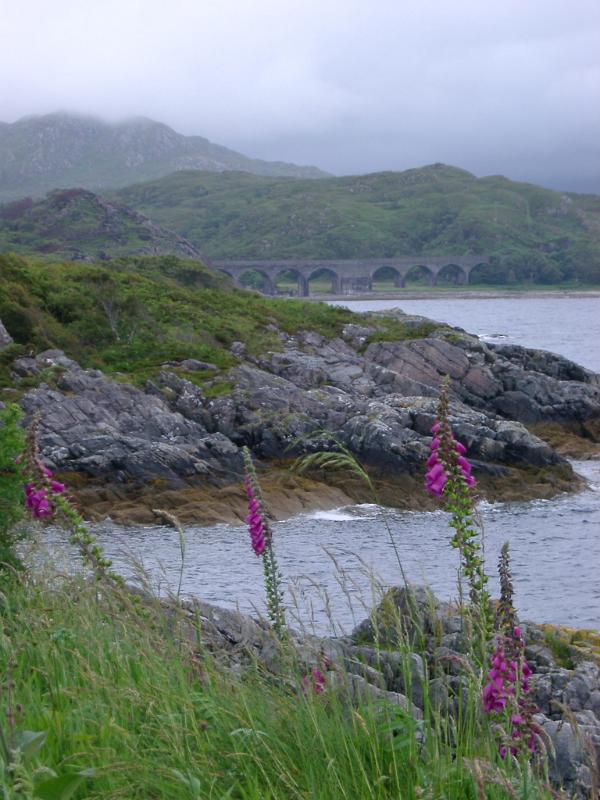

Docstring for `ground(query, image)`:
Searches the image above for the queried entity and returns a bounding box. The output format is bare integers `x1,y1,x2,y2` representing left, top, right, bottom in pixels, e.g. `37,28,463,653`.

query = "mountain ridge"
0,111,328,201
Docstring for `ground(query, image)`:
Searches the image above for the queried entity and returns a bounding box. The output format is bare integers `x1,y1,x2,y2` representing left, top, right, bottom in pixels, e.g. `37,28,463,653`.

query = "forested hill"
0,112,327,201
115,164,600,283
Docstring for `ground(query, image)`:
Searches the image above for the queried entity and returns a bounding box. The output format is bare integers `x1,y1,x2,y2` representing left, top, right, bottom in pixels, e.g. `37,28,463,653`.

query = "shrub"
0,403,26,570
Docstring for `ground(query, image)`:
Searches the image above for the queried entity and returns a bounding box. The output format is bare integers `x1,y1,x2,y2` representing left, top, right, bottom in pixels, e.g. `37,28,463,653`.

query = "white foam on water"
304,508,360,521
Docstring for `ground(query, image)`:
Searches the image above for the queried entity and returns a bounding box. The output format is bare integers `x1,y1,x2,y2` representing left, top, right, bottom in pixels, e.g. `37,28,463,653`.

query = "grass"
0,566,558,799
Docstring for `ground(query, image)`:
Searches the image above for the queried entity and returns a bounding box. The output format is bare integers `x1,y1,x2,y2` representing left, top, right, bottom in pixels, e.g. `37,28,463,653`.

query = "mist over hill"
0,112,328,201
115,165,600,284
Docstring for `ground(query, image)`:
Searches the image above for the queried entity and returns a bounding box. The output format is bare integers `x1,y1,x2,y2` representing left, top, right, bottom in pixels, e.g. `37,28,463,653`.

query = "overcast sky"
2,0,599,191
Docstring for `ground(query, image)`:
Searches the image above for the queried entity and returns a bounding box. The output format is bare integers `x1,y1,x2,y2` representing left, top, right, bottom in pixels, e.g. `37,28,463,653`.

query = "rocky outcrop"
346,587,600,799
13,311,600,518
0,188,205,262
19,350,241,488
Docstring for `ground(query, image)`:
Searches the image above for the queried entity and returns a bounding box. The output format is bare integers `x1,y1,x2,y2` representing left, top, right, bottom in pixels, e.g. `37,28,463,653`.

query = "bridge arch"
308,267,341,295
467,260,497,285
433,262,468,287
273,268,309,297
371,265,404,289
403,264,435,287
238,269,276,295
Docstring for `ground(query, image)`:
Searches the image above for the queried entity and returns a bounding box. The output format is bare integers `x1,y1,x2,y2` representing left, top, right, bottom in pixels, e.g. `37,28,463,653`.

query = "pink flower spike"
430,437,440,450
431,421,441,434
426,452,439,468
455,441,467,455
50,480,66,494
427,462,445,481
457,455,472,473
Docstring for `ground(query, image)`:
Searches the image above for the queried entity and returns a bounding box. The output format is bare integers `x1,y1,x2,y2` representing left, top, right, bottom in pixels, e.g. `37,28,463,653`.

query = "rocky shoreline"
168,584,600,799
2,308,599,524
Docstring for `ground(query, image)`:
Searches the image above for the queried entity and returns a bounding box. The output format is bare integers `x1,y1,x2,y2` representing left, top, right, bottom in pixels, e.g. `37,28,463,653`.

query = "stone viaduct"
211,256,489,296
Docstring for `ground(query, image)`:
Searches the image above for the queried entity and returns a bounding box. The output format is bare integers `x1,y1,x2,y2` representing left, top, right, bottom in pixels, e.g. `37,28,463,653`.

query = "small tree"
0,404,26,571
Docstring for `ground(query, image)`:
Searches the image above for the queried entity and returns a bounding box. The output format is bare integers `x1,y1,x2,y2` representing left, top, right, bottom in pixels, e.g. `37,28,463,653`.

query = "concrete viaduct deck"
212,256,489,296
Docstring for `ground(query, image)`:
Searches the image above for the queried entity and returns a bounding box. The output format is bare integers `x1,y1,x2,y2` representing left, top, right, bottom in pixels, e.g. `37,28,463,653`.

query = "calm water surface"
43,460,600,634
42,297,600,633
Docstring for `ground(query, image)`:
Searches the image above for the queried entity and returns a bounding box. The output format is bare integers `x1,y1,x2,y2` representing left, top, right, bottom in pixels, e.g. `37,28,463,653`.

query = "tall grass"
0,568,558,799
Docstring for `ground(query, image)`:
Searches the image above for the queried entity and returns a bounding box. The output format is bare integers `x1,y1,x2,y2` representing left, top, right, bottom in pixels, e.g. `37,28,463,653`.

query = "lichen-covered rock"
21,363,242,487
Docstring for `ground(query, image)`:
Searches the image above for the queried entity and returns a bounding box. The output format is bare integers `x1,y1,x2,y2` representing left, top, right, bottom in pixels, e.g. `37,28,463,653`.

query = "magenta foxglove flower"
24,471,67,520
425,420,476,496
483,632,537,755
244,476,266,556
301,667,327,696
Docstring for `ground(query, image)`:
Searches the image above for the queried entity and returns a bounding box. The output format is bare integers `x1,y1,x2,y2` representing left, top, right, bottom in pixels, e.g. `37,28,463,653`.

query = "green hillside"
115,165,600,283
0,188,203,262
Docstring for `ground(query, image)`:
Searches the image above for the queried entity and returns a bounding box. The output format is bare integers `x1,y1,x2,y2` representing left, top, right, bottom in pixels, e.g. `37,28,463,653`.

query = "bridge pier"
263,277,276,295
297,275,309,297
341,276,372,294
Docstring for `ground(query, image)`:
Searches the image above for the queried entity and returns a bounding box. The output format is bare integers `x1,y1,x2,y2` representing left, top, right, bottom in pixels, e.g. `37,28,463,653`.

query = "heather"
0,252,432,389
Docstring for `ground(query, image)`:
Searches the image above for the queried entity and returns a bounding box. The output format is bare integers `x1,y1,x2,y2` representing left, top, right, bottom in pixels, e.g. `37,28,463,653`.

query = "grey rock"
351,585,444,647
327,671,422,719
0,317,12,349
21,364,242,486
177,358,218,372
525,644,556,669
230,341,246,358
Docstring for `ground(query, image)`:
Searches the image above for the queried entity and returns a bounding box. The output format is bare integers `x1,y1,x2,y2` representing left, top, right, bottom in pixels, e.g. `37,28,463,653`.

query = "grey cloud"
1,0,599,190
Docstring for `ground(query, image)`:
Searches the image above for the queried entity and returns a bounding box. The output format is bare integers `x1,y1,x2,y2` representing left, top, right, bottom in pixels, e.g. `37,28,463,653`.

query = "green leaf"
171,769,202,795
15,730,47,761
35,770,94,800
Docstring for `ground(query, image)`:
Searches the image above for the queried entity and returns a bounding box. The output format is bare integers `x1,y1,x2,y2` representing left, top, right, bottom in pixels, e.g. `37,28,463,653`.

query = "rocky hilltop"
0,112,327,201
7,310,600,523
0,188,203,261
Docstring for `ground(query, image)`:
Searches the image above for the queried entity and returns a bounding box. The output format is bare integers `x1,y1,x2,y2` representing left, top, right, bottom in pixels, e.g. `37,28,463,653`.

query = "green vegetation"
0,404,25,571
0,189,202,262
0,253,437,391
0,568,560,800
115,165,600,284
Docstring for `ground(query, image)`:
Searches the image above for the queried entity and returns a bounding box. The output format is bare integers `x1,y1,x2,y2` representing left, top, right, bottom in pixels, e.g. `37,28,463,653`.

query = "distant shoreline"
302,288,600,302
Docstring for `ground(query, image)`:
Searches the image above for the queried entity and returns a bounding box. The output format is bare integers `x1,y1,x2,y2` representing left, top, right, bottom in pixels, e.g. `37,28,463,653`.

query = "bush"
0,403,25,570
